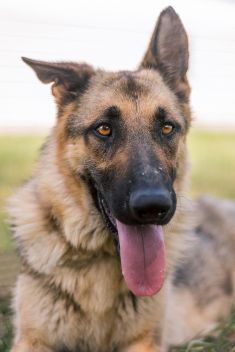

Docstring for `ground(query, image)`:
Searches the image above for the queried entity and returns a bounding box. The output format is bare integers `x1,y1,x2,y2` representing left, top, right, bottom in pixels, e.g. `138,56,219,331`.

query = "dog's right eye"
161,124,174,136
95,124,112,137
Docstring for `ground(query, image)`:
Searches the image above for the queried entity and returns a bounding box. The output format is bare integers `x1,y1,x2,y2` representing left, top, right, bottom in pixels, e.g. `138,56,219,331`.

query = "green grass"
171,307,235,352
0,135,44,251
188,130,235,199
0,130,235,351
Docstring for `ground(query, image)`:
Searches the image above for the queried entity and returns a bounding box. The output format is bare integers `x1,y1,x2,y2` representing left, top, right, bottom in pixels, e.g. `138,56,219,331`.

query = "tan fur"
123,336,160,352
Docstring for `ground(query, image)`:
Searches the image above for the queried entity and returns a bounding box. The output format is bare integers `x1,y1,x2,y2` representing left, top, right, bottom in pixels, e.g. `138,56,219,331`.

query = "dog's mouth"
84,173,166,296
96,190,165,297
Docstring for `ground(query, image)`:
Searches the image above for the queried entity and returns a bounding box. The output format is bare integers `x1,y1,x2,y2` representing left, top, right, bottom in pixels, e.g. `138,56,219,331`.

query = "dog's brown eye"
96,124,112,137
162,124,174,135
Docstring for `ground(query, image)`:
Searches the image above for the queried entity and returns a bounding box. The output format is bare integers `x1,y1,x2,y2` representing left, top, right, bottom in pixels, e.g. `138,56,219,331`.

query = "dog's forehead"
81,69,180,123
102,69,174,101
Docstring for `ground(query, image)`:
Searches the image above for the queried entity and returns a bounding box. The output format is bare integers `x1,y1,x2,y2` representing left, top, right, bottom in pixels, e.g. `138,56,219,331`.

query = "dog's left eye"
161,124,174,136
95,124,112,137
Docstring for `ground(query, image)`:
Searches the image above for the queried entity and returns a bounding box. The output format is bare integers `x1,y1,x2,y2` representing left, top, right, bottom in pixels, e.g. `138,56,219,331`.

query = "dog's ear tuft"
140,7,189,100
22,57,95,106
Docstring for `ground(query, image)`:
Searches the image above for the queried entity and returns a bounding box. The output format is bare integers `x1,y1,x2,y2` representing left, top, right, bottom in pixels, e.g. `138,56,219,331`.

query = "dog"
8,6,235,352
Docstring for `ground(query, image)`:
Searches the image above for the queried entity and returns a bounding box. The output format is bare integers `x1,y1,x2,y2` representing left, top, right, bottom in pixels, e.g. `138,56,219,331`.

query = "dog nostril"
157,211,167,218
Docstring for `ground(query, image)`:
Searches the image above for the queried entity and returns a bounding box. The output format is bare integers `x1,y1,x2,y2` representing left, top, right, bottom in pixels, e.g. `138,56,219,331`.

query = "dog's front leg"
121,337,161,352
11,338,53,352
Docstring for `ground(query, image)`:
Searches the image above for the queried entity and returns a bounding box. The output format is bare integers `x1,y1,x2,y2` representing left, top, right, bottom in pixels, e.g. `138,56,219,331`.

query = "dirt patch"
0,252,17,352
0,252,19,298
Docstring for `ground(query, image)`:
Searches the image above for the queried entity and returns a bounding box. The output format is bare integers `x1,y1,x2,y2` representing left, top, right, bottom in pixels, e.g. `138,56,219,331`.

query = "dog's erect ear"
140,7,189,100
22,57,94,107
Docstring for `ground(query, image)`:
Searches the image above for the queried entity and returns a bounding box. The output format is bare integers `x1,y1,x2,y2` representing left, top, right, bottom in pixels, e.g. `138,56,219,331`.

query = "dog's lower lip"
100,197,116,227
97,193,118,235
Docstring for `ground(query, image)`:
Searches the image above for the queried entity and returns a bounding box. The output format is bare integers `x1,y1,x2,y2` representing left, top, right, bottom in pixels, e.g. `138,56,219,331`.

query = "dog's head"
23,7,191,296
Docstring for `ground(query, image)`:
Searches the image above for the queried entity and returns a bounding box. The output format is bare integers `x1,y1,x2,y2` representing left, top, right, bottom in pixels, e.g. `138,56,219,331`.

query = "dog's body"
164,196,235,349
8,7,235,352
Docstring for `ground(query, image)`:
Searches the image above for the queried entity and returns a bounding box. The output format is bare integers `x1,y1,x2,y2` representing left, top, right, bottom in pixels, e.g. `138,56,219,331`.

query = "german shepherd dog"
8,6,235,352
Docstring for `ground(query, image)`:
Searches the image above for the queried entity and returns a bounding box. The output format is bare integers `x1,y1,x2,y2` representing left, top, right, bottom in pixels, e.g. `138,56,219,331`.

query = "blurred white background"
0,0,235,132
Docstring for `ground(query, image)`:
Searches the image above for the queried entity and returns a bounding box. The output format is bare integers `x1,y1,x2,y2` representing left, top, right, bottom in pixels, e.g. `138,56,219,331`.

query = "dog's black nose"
129,188,172,223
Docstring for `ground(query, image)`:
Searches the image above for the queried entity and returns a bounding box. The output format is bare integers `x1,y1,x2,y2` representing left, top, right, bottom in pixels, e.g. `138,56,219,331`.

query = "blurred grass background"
0,130,235,351
0,135,43,252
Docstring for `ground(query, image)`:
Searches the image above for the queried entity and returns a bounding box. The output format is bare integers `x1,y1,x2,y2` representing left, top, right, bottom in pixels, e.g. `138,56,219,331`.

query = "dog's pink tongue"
116,221,165,297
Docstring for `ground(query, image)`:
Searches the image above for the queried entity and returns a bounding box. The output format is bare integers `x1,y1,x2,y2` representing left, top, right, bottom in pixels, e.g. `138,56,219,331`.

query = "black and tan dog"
8,6,235,352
